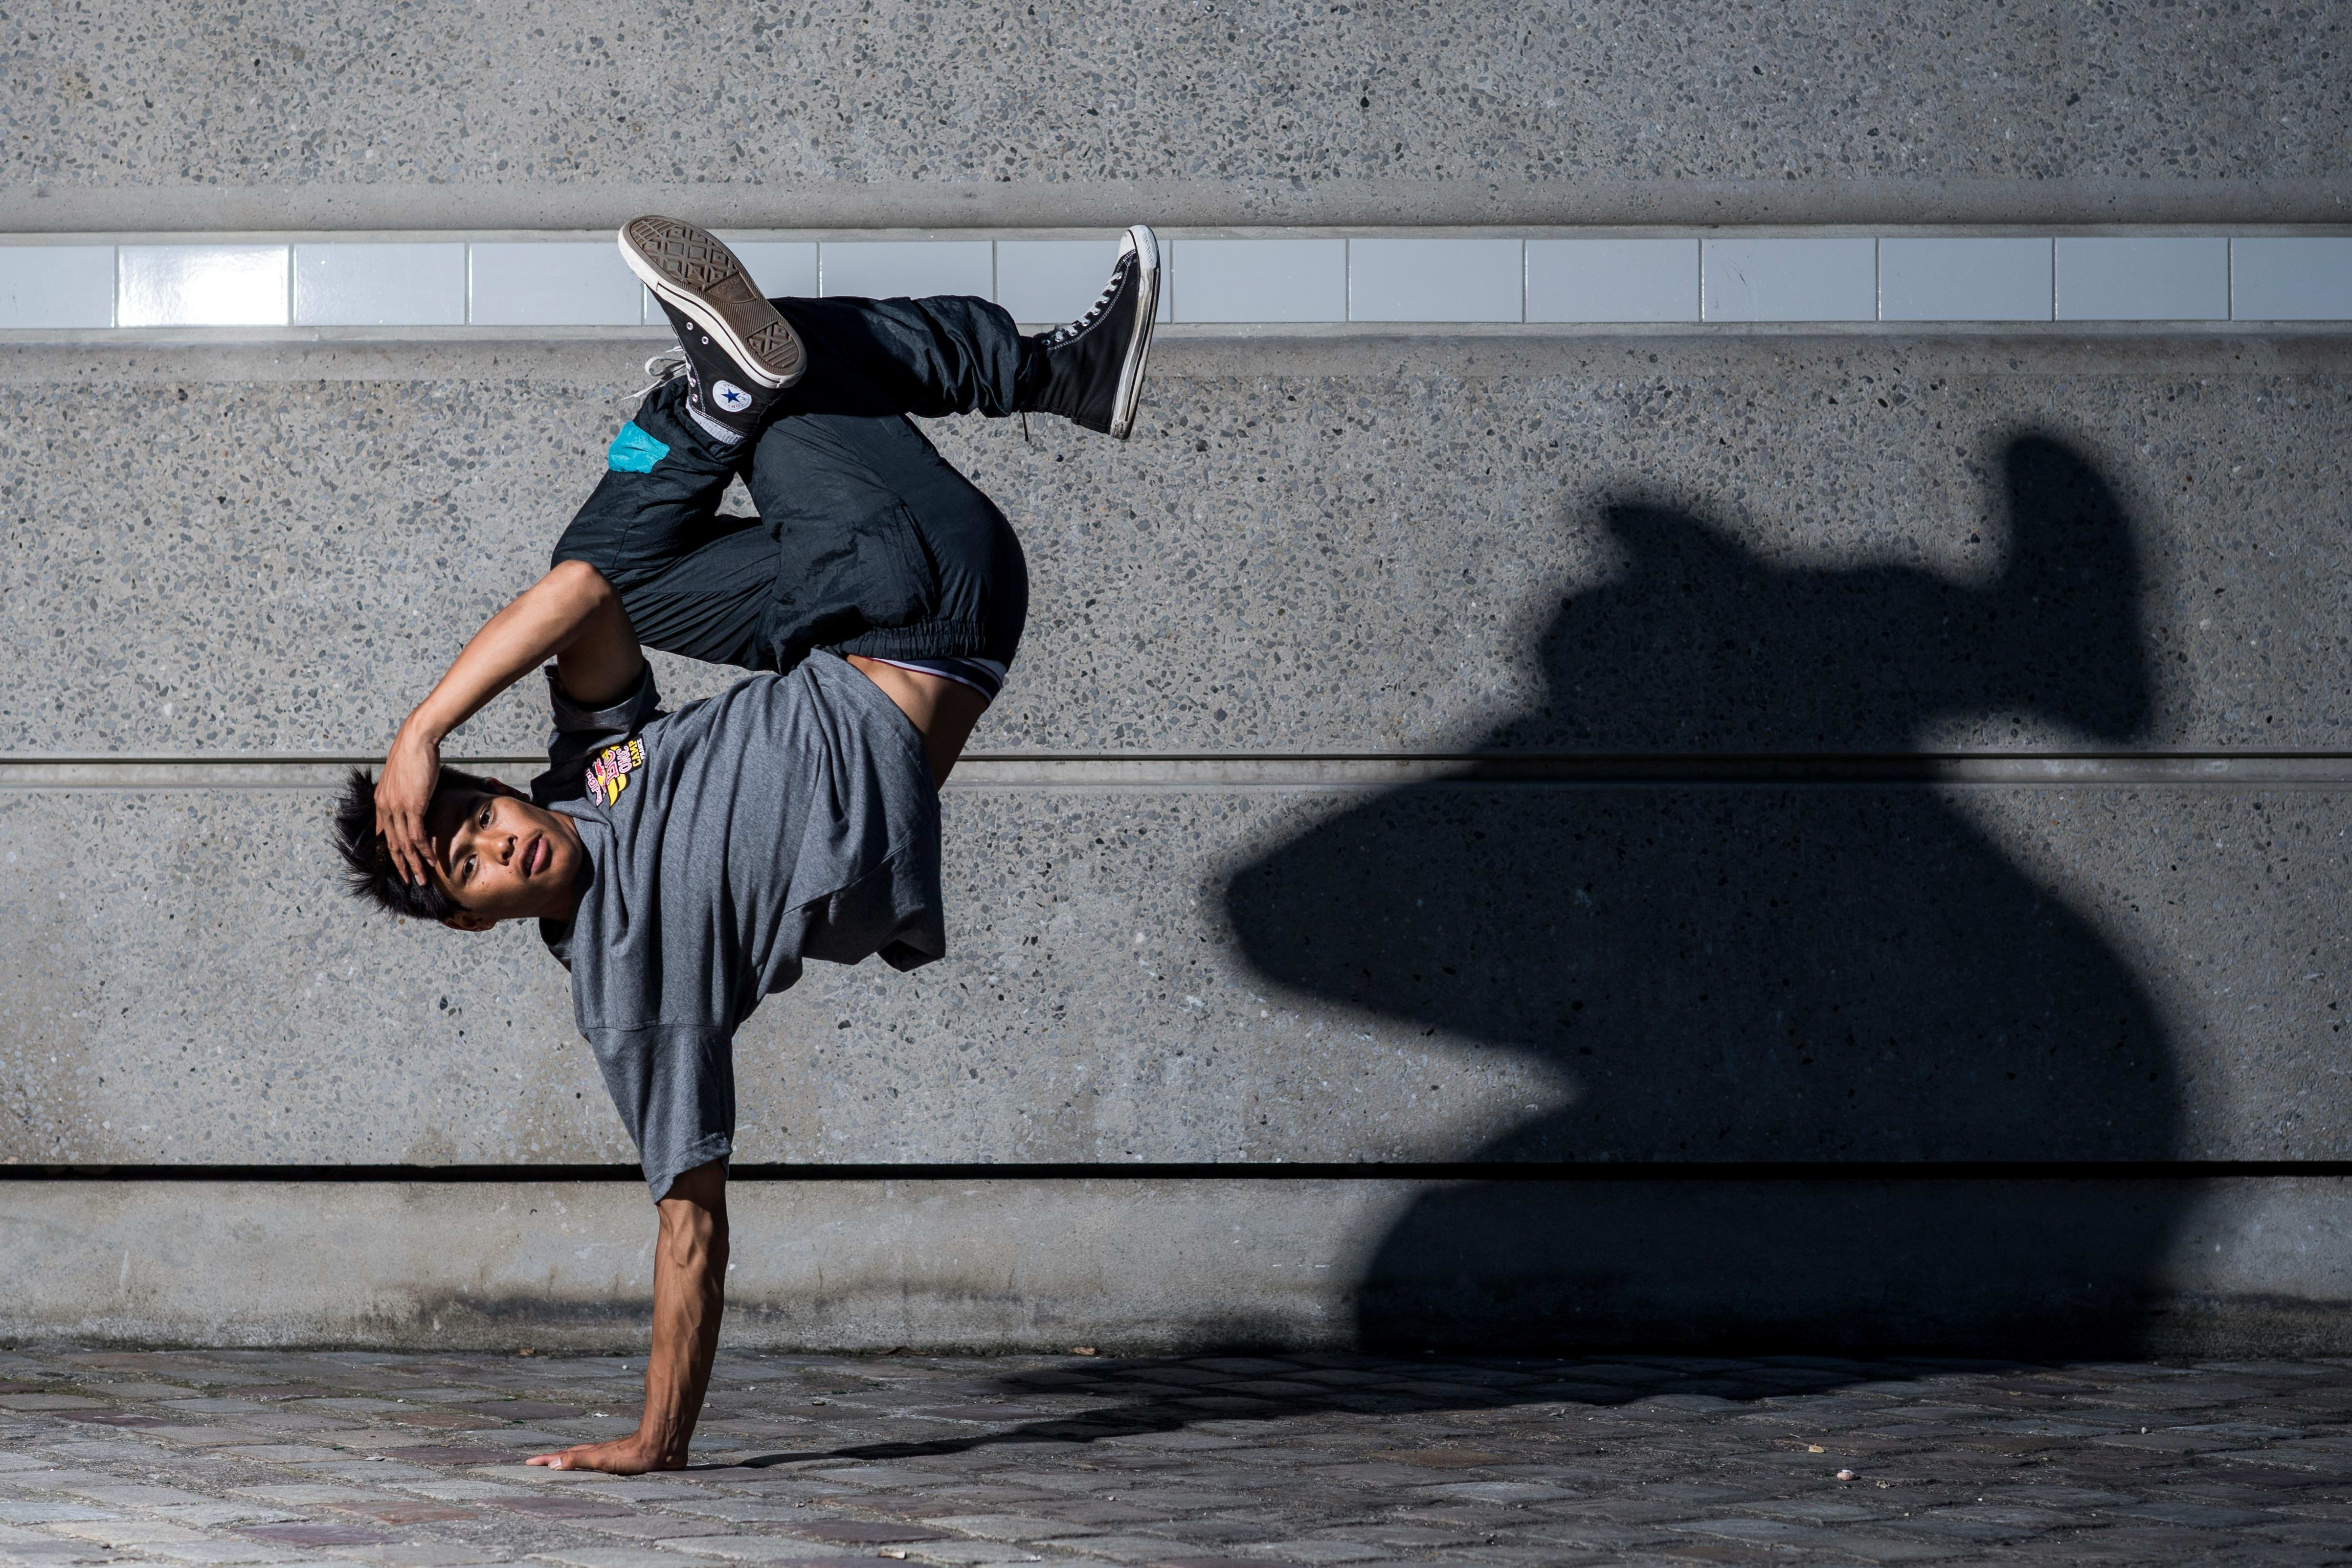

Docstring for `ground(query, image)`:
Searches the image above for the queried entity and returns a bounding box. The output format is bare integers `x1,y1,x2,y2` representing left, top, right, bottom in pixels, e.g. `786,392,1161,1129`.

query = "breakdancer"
332,217,1160,1471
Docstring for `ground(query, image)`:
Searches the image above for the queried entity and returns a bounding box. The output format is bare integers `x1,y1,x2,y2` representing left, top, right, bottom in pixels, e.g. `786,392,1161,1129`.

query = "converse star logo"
712,380,753,413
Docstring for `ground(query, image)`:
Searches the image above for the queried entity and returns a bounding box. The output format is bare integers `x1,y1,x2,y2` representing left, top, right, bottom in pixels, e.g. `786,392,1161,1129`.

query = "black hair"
331,765,500,921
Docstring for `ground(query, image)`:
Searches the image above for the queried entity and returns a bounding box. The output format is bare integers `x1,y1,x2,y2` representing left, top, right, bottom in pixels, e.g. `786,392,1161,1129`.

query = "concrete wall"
7,2,2352,1354
11,1177,2352,1359
10,1,2349,227
8,335,2352,1168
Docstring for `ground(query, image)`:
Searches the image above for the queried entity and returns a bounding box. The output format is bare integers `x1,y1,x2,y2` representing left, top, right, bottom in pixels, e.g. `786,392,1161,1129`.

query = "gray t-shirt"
531,652,944,1198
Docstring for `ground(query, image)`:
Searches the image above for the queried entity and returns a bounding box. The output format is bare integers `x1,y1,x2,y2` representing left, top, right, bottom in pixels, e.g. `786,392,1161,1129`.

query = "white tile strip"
2231,238,2352,322
1348,237,1523,322
3,232,2349,335
468,242,640,326
0,245,114,328
118,245,288,327
1702,237,1878,323
820,239,993,300
1175,238,1347,323
2056,237,2230,321
1879,237,2052,322
997,238,1124,325
294,242,466,327
1526,239,1697,323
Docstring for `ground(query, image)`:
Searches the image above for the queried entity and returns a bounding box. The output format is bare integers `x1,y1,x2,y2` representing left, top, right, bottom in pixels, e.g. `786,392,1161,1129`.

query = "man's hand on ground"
375,727,445,887
524,1435,686,1474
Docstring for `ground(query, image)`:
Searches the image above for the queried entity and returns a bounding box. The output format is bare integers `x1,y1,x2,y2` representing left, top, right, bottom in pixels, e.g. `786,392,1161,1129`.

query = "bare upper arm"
548,561,646,708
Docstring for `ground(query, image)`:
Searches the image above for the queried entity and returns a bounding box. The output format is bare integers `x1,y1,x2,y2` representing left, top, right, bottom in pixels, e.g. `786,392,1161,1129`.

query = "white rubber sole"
617,218,799,390
1108,224,1161,441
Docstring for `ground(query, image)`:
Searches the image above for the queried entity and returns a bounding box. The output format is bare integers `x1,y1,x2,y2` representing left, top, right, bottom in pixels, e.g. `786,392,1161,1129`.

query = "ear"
441,911,499,933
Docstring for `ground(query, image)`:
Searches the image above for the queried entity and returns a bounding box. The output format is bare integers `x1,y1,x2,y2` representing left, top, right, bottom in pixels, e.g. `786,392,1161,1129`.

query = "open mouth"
522,835,547,878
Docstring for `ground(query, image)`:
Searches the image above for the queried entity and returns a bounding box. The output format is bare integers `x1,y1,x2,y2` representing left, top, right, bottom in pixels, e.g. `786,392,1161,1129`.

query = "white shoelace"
1046,258,1131,346
632,349,688,402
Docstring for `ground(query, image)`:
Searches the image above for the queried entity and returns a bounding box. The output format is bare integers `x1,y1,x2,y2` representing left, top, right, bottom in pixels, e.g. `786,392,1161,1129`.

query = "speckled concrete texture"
3,336,2350,758
3,782,2350,1167
9,1176,2352,1353
5,2,2350,228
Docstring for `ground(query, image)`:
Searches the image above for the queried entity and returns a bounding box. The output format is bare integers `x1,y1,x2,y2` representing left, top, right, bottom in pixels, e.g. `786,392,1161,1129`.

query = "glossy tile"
118,246,288,327
292,244,467,326
1524,238,1698,323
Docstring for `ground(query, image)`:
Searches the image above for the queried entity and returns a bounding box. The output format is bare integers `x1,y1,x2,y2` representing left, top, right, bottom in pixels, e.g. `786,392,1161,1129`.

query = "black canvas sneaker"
619,215,806,440
1031,224,1160,439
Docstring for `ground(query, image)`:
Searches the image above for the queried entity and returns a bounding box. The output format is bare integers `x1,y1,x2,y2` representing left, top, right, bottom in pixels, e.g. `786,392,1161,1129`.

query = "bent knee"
545,557,618,602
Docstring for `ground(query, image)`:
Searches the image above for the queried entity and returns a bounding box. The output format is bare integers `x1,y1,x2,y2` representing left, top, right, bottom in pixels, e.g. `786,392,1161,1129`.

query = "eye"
462,853,477,883
477,801,494,828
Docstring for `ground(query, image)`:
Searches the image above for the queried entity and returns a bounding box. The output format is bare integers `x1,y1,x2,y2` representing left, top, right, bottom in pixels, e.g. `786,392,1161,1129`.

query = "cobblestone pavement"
4,1347,2352,1568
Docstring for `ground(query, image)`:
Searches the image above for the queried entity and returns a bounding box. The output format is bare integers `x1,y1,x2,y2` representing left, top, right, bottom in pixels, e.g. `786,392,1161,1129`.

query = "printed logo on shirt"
586,738,647,806
712,379,753,412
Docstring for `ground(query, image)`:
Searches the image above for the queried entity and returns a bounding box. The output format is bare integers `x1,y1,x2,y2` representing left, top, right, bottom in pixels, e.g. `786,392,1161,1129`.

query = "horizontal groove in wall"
6,332,2351,385
10,322,2352,349
11,754,2352,790
7,177,2350,233
11,1161,2352,1183
14,224,2352,246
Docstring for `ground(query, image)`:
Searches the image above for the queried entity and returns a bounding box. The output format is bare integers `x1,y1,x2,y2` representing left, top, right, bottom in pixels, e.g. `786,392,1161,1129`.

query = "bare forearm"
398,562,624,746
637,1167,728,1462
527,1161,725,1474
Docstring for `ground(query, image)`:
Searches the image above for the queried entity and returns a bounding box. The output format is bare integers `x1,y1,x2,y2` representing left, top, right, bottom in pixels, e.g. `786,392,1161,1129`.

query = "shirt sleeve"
530,663,665,805
579,1020,736,1202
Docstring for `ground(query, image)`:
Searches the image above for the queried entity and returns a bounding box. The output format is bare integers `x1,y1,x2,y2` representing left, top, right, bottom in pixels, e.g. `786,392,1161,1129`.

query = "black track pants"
550,294,1038,674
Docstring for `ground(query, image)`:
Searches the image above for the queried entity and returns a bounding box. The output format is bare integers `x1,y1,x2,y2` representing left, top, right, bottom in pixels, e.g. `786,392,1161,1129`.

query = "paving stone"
918,1518,1097,1542
650,1543,851,1564
46,1523,210,1545
575,1521,717,1542
243,1527,397,1548
5,1353,2352,1568
774,1521,951,1545
139,1546,315,1565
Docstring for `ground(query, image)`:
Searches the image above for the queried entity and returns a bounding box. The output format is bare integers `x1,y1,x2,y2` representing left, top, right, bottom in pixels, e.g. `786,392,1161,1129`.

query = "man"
331,217,1160,1472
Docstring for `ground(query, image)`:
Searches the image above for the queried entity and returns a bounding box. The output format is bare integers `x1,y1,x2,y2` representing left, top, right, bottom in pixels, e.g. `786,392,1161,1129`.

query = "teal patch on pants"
606,422,671,474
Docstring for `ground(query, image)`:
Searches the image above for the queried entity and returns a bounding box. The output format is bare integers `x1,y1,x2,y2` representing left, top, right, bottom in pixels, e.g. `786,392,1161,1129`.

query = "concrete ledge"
6,1175,2352,1357
12,179,2352,235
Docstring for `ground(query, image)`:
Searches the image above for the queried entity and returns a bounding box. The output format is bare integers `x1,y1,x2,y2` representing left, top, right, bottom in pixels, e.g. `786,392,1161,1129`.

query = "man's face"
424,782,584,929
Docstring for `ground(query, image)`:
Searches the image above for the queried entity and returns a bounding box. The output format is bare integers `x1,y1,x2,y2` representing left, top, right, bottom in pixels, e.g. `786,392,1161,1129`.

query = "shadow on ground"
716,1351,2008,1468
1221,434,2185,1357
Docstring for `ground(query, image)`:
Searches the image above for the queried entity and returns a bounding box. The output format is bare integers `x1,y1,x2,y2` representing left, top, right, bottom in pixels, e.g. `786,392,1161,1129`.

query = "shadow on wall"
1225,435,2184,1356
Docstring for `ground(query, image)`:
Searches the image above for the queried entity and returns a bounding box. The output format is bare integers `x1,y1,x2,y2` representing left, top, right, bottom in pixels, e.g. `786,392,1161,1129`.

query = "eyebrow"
437,794,482,885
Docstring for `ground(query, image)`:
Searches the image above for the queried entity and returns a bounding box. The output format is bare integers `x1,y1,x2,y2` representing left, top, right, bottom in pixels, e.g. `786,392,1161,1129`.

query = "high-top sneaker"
619,215,806,442
1030,225,1160,439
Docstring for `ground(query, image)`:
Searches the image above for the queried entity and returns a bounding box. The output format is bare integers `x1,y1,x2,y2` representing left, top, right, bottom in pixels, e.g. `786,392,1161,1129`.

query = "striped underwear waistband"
864,655,1008,703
